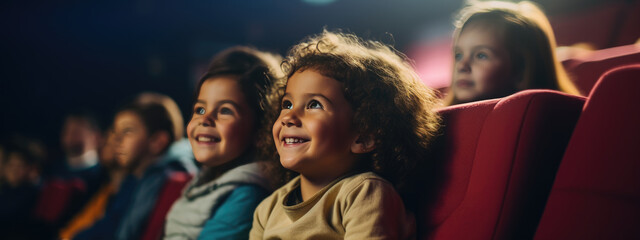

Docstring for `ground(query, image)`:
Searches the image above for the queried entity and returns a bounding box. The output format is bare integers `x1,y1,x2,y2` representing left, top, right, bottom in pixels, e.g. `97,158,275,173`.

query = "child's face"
61,117,98,158
99,130,118,169
452,21,514,103
113,111,150,169
187,77,255,167
273,69,358,181
3,153,30,187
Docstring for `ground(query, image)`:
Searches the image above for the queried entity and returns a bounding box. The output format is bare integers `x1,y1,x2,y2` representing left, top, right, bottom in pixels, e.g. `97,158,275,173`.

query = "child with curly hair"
250,30,441,239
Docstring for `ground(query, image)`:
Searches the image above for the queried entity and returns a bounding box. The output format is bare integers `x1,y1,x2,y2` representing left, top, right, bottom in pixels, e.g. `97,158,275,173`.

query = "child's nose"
199,115,215,127
114,132,124,144
456,57,471,73
280,111,301,127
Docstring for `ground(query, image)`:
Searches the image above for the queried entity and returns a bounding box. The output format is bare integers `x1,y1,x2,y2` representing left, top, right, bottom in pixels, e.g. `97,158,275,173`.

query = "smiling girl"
164,47,283,240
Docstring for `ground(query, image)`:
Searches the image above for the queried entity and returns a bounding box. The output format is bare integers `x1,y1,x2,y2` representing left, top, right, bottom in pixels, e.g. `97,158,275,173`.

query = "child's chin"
116,158,129,168
455,94,479,104
279,158,302,171
194,152,213,162
197,156,236,168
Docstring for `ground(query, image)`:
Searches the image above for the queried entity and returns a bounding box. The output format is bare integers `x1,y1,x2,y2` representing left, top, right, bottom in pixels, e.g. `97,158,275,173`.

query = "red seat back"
32,178,86,224
140,171,193,240
564,44,640,96
419,90,585,240
534,64,640,239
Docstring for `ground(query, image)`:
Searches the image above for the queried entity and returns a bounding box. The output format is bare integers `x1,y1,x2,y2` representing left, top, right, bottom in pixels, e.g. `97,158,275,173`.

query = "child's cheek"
186,119,197,140
227,118,254,153
272,118,281,144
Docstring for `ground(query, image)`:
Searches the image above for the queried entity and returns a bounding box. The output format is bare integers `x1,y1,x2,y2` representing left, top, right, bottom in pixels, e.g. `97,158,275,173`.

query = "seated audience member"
164,46,283,239
75,92,196,240
445,1,580,105
59,128,125,240
53,111,105,200
250,30,441,239
0,138,43,239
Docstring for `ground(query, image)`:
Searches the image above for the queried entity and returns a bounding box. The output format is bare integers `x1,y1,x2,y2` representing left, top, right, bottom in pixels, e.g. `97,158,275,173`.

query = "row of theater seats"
31,45,638,239
419,64,640,239
136,43,638,240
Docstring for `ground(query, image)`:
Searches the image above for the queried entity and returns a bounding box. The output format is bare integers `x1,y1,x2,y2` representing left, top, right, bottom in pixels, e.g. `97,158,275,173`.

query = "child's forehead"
457,21,507,47
200,76,244,95
284,69,347,99
286,69,342,89
114,110,143,124
462,19,505,36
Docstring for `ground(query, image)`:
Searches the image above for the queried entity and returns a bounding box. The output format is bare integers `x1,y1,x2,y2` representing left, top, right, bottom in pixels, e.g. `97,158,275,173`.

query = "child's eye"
454,52,463,61
194,107,205,115
307,100,323,109
219,107,233,115
476,52,488,60
282,100,293,109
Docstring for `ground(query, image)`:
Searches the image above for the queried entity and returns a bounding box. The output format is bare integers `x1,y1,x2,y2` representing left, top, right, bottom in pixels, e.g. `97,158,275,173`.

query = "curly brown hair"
275,30,442,206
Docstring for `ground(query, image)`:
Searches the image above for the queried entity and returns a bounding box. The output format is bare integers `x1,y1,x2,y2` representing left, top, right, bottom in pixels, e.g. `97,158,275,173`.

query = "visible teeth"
197,136,213,142
284,137,304,144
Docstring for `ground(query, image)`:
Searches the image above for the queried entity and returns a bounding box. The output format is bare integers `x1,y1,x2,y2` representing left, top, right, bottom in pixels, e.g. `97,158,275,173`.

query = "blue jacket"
74,175,137,240
116,138,197,240
76,139,196,240
164,162,271,240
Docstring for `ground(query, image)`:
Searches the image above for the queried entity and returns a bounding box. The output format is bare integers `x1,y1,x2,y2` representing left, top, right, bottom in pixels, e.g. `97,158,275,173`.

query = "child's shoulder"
258,172,396,207
337,172,397,198
337,172,410,232
342,171,390,186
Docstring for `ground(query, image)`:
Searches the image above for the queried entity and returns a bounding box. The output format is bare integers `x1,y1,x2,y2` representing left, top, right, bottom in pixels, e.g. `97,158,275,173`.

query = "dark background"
0,0,633,161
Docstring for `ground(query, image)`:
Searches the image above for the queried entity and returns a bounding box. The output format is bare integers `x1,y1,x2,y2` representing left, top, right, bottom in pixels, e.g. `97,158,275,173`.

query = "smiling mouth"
283,137,309,145
196,135,221,143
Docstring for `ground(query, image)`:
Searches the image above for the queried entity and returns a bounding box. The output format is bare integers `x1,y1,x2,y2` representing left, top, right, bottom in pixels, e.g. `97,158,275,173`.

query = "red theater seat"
534,64,640,239
418,90,585,240
140,171,192,240
563,44,640,96
32,178,86,224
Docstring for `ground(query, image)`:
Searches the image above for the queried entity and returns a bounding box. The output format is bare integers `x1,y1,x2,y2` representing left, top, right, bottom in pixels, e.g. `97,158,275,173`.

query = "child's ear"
351,135,375,154
149,131,170,155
